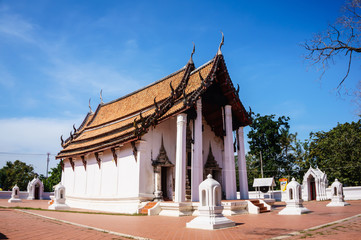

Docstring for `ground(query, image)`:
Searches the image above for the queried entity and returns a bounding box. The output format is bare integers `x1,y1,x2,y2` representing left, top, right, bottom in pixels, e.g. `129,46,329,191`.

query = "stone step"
140,202,157,214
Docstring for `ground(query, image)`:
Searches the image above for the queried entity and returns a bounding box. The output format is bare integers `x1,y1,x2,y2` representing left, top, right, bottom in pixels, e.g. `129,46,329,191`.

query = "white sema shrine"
279,178,310,215
8,184,21,203
56,41,251,214
186,174,235,230
327,179,350,207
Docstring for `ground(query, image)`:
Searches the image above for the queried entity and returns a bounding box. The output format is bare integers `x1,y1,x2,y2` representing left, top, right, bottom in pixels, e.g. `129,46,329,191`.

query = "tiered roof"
56,50,251,159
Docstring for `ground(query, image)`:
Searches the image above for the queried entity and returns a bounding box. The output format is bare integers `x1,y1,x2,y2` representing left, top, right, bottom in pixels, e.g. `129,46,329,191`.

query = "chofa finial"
89,98,93,113
217,31,224,55
100,89,104,104
189,42,195,64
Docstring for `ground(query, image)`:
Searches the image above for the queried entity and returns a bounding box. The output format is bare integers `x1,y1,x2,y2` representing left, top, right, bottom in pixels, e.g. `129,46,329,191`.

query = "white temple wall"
88,157,102,197
137,140,153,197
202,117,224,169
63,160,74,195
144,118,177,165
114,143,139,198
73,159,86,196
100,150,118,197
142,117,177,197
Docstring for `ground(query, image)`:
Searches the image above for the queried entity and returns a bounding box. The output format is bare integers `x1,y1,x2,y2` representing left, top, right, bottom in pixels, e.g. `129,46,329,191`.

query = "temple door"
35,184,40,199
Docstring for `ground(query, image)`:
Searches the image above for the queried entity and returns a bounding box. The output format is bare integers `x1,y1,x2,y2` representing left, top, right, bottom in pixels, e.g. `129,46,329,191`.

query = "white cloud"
0,7,35,43
0,117,83,174
0,117,80,154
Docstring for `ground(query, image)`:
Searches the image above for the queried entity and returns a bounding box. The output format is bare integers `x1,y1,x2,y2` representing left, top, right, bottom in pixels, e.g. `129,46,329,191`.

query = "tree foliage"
304,0,361,89
40,163,62,192
247,113,295,182
308,119,361,186
0,160,37,191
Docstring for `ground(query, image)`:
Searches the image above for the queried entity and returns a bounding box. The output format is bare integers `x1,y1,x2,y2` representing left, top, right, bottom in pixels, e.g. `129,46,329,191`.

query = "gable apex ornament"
217,32,224,55
88,98,93,113
100,89,104,104
189,42,195,65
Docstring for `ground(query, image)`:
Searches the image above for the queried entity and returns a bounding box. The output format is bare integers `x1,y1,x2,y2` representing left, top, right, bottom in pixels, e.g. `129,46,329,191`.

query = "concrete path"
1,199,360,239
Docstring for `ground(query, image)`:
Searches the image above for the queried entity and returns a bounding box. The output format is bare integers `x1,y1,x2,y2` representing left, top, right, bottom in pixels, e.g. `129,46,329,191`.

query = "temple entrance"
161,167,173,201
309,176,316,200
152,137,174,201
35,184,40,200
203,143,222,195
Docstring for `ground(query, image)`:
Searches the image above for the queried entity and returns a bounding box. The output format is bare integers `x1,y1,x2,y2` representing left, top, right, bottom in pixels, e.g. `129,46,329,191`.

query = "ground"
0,199,360,239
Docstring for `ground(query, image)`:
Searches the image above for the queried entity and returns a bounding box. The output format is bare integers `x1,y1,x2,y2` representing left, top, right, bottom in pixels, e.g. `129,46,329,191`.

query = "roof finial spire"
100,89,104,104
89,98,93,113
217,31,224,55
189,42,195,64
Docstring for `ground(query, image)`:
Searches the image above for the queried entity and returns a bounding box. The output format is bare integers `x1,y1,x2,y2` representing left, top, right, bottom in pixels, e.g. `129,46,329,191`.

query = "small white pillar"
237,127,249,199
223,105,237,200
175,113,187,202
191,99,203,202
279,178,310,215
8,184,22,203
186,174,235,230
48,183,70,210
327,179,350,207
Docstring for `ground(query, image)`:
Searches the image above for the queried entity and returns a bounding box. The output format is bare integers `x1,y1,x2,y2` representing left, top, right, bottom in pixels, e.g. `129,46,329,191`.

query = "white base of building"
65,195,152,214
48,203,70,210
327,201,350,207
8,198,22,203
186,206,235,230
158,202,193,217
278,206,311,215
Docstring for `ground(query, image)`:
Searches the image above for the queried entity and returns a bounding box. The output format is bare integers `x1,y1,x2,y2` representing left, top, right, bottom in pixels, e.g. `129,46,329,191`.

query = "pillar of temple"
191,99,203,202
223,105,237,200
237,127,249,199
175,113,187,202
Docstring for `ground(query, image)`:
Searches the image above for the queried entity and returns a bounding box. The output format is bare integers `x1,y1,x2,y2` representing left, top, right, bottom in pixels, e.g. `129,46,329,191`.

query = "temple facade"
56,43,252,213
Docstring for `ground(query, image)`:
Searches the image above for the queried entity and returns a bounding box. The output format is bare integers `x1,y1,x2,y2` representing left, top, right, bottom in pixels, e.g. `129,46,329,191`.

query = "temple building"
56,41,252,213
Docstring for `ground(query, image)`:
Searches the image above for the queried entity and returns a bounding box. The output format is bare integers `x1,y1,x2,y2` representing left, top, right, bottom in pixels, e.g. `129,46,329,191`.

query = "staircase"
249,199,270,213
139,202,157,215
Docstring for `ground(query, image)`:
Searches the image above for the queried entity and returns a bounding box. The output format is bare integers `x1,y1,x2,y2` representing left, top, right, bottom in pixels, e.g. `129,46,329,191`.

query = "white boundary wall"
0,191,52,200
247,186,361,201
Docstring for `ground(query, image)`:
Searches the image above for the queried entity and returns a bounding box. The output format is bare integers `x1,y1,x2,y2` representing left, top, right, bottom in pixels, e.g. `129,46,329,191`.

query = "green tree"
0,160,37,191
247,113,294,181
41,163,62,192
308,120,361,186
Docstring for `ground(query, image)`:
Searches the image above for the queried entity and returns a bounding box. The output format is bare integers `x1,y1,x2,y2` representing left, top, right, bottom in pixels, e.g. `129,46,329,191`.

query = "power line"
0,152,57,156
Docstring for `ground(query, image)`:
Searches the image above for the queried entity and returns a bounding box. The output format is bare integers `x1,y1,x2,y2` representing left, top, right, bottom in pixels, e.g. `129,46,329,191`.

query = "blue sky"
0,0,360,175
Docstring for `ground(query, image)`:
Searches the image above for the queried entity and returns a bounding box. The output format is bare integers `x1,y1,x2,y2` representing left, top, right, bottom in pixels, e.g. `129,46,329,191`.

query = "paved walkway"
1,199,361,239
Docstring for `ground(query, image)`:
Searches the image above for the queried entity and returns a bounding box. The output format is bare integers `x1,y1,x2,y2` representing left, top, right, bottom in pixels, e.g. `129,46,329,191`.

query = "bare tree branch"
303,0,361,88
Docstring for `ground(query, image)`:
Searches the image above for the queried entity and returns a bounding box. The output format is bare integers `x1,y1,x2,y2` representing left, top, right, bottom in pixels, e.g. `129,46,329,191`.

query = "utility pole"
46,153,50,178
260,151,264,178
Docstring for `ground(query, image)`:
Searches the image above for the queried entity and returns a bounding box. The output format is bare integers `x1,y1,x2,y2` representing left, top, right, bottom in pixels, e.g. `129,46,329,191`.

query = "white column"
175,113,187,202
223,105,237,200
191,99,203,202
237,127,249,199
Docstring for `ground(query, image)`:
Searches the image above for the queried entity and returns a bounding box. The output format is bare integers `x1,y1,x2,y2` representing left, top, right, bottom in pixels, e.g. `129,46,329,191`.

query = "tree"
247,113,294,181
0,160,37,191
308,119,361,186
40,163,62,192
304,0,361,89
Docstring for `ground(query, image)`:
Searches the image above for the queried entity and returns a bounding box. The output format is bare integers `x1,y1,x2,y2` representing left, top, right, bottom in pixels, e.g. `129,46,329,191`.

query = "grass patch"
2,206,146,216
